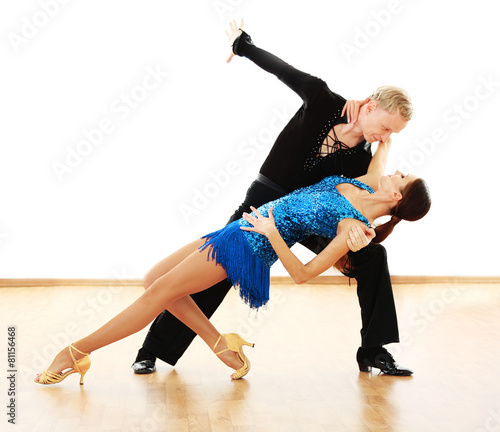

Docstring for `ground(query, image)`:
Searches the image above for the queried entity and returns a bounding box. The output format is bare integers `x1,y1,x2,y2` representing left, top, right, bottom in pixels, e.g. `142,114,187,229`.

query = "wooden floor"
1,282,499,432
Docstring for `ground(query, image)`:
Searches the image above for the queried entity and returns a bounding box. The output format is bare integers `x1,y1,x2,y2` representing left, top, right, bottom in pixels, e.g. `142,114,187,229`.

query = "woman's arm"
341,97,370,124
241,207,363,284
356,138,392,191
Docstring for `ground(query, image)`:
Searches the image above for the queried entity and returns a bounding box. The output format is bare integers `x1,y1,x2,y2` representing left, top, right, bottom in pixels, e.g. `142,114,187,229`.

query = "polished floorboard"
1,282,499,431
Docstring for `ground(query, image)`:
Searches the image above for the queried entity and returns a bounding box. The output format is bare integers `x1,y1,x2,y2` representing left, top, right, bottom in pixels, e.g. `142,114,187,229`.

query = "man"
132,21,413,376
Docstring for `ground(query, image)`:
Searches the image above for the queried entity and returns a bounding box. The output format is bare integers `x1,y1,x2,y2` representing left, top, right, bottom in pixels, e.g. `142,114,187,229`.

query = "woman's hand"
225,18,244,63
346,225,376,252
240,206,277,237
341,97,370,124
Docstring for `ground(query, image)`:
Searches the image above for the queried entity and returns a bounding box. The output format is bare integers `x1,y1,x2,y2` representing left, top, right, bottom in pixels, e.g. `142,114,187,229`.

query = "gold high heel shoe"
35,344,91,385
213,333,255,380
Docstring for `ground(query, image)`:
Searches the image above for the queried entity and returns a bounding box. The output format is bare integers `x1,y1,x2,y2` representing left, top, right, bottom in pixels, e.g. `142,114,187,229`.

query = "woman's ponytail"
372,216,401,244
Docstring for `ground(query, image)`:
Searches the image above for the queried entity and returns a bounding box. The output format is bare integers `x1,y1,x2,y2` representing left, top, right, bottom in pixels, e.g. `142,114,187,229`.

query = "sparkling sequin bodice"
239,176,373,267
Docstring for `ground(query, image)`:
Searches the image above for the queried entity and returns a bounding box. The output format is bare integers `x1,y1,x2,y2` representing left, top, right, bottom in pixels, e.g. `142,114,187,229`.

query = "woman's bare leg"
143,239,205,289
37,246,244,377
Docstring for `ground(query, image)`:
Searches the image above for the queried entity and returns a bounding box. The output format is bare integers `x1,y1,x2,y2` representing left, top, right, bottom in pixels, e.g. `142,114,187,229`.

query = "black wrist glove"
232,30,254,56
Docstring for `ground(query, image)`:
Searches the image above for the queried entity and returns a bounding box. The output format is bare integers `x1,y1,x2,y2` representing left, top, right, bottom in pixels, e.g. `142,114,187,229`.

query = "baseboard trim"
271,275,500,285
0,275,499,288
0,279,142,288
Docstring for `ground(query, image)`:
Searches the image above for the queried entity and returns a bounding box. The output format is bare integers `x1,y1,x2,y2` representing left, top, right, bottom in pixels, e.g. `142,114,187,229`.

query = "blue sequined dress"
199,176,373,309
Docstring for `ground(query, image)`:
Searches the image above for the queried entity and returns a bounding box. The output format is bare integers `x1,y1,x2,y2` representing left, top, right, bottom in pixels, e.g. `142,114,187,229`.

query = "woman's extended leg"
36,245,244,379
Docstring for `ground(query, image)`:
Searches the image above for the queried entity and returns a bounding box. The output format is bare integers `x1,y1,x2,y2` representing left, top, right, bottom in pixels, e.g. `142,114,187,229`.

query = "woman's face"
381,170,416,195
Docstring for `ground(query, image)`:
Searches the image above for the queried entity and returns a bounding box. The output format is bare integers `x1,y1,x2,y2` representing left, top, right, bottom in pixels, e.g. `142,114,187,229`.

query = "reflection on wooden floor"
1,282,499,431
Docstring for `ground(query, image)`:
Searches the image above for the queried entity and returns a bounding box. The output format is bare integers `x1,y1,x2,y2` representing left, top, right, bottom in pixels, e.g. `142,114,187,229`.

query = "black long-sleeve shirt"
234,32,372,193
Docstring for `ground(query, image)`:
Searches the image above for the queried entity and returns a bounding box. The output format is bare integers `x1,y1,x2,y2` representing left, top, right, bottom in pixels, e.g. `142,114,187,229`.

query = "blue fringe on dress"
199,220,270,309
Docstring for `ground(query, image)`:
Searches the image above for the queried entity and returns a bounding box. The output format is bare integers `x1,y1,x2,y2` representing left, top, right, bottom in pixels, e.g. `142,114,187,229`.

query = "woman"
35,138,430,385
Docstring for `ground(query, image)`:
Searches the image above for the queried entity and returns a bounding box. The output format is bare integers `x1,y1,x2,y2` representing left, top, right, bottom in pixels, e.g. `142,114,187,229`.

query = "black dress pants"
142,178,399,365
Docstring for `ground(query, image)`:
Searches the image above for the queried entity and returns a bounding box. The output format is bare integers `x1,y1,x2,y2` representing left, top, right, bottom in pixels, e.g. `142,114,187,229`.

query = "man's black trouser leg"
349,243,399,347
299,238,399,348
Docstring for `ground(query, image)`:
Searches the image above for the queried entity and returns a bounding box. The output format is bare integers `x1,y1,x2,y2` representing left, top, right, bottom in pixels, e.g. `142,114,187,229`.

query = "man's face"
360,101,408,143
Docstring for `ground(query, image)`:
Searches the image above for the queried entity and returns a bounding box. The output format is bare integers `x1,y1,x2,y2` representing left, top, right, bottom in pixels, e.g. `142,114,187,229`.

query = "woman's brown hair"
372,178,431,244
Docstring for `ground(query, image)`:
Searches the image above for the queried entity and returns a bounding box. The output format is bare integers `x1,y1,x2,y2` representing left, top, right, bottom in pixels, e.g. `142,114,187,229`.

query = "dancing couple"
35,20,430,385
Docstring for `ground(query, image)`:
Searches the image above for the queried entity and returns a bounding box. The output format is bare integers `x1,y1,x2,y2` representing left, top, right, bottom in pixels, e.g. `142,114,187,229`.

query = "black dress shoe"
131,348,157,374
356,346,413,376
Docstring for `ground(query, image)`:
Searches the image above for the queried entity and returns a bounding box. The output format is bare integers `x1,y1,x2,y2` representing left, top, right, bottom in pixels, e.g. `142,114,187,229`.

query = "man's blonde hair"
369,85,413,121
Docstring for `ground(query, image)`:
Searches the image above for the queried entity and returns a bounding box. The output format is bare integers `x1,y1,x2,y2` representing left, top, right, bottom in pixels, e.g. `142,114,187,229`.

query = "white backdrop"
1,0,499,278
